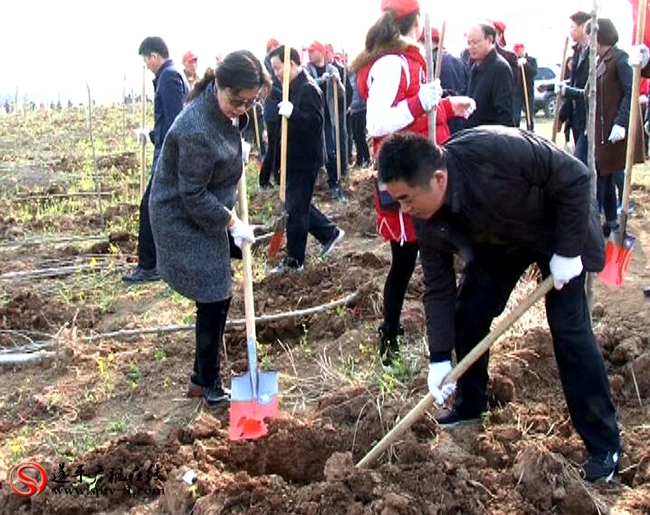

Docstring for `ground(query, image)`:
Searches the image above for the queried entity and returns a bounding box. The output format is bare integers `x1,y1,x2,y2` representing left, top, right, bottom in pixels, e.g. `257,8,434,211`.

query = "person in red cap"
418,27,468,134
350,0,475,368
490,20,520,114
305,41,351,201
182,51,200,89
512,43,538,131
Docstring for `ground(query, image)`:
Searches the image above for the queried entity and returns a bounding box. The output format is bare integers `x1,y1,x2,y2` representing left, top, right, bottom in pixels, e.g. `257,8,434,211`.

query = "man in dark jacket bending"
377,127,621,483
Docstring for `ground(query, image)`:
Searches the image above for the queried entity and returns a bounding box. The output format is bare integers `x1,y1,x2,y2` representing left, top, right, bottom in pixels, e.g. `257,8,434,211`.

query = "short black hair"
570,11,590,26
138,37,169,59
593,18,619,46
269,45,301,66
377,132,446,188
479,22,497,42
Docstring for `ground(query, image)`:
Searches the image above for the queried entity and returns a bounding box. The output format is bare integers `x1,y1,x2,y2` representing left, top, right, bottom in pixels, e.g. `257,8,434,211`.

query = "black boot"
194,299,231,407
378,323,403,368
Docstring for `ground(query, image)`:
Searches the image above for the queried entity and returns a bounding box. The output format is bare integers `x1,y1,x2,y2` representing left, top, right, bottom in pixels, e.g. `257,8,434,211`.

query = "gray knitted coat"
149,83,242,303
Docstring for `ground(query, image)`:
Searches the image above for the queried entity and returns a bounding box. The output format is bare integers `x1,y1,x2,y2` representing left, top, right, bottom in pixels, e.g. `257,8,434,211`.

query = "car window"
535,67,556,81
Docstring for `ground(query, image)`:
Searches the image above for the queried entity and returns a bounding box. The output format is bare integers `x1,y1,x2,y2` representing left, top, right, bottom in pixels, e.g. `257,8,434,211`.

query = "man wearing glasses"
464,22,514,128
124,36,189,284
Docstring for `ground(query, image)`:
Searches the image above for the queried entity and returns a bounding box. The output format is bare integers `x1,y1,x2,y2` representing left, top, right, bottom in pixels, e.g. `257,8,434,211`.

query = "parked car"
533,65,561,118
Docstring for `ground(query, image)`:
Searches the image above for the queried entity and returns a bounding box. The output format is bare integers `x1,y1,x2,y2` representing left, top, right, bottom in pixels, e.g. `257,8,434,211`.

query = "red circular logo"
8,462,48,497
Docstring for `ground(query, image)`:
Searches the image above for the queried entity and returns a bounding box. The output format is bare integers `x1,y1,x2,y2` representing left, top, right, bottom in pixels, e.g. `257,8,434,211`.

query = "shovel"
598,0,645,288
268,43,292,258
356,275,554,468
229,171,279,441
252,104,262,171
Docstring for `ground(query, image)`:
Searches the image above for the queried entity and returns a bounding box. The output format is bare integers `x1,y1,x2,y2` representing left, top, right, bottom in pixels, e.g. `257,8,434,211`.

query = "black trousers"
137,163,157,270
286,167,337,265
597,174,618,225
350,110,370,166
383,241,419,328
324,109,348,189
260,120,280,187
452,245,620,455
194,297,231,389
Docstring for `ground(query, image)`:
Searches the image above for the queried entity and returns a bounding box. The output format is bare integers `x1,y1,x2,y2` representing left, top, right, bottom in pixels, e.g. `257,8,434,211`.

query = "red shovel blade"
267,212,287,258
228,396,279,441
267,230,285,258
598,236,635,288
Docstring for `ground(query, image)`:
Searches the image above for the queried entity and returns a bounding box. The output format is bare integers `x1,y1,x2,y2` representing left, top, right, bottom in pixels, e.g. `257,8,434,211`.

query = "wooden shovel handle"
621,0,648,236
424,14,436,144
237,171,256,342
551,37,570,144
279,43,291,204
356,275,554,469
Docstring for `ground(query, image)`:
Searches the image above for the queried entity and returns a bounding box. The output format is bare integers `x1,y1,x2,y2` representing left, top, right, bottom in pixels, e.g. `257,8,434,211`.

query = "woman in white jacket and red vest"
350,0,474,367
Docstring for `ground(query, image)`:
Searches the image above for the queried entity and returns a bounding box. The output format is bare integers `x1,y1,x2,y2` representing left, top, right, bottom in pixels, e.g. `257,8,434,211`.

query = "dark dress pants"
285,167,337,265
452,245,620,455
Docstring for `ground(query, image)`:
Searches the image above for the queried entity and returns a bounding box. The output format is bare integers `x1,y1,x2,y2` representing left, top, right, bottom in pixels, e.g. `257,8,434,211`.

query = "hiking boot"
188,374,205,398
434,407,481,429
644,286,650,298
203,384,231,409
581,449,622,483
270,257,304,275
378,323,403,368
321,229,345,257
122,266,160,284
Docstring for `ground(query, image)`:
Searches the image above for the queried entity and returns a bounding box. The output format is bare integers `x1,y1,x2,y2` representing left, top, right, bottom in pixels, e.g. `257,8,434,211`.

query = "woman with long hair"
350,0,474,367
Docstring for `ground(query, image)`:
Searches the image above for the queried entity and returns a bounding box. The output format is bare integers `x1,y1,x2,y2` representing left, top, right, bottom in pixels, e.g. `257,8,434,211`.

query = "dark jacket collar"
155,59,174,79
473,48,498,70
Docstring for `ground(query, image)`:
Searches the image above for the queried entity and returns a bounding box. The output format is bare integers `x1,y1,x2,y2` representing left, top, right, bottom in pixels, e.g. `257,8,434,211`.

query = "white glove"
278,100,294,119
449,96,476,119
555,81,566,95
630,44,650,68
427,361,456,405
321,72,331,81
608,124,626,143
640,95,649,105
241,139,251,163
418,79,442,112
517,57,528,66
135,127,150,145
330,69,341,82
549,254,583,290
228,215,256,248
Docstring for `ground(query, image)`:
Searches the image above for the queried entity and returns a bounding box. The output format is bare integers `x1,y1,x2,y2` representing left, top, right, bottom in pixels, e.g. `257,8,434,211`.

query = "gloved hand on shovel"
549,254,583,290
428,360,456,405
228,213,256,248
418,79,442,112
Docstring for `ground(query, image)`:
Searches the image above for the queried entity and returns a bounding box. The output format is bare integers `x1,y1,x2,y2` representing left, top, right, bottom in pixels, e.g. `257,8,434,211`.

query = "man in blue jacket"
123,36,189,284
377,128,622,484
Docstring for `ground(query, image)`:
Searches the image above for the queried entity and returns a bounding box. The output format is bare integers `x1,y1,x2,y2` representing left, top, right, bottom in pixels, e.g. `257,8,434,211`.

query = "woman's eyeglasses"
226,91,258,109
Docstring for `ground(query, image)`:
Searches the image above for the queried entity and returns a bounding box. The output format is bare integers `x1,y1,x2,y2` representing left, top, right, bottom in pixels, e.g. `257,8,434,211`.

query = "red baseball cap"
418,27,440,44
324,43,334,54
266,38,280,53
380,0,420,18
308,41,325,54
182,51,198,64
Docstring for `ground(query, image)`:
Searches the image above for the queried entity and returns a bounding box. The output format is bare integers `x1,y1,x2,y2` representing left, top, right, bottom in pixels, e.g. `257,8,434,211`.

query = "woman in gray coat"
150,50,270,408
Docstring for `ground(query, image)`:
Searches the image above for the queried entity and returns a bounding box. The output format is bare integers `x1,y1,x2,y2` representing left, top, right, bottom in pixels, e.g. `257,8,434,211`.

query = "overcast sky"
0,0,634,104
